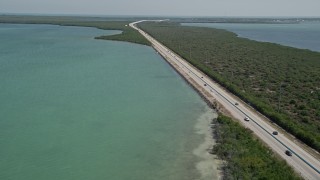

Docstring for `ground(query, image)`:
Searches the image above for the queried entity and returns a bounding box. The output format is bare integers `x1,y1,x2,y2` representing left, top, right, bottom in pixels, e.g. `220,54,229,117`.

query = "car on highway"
204,84,207,86
285,150,292,156
244,117,250,121
273,131,278,135
235,102,239,105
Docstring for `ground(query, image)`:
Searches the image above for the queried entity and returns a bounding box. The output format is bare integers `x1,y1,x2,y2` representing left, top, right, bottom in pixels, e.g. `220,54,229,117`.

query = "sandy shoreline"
193,107,221,180
149,36,225,180
130,21,229,179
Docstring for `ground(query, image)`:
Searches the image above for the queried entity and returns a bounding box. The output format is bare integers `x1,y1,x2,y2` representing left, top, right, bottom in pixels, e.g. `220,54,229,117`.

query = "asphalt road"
130,21,320,180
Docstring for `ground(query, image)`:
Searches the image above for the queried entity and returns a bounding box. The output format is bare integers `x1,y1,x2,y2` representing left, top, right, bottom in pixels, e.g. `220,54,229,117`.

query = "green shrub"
139,22,320,151
213,115,301,179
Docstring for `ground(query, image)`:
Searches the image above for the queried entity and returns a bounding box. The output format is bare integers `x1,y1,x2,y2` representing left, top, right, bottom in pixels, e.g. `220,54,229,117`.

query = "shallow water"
183,22,320,52
0,24,217,180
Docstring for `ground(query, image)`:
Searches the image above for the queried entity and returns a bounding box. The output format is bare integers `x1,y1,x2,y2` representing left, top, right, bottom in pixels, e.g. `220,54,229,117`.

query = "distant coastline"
183,21,320,52
0,15,151,46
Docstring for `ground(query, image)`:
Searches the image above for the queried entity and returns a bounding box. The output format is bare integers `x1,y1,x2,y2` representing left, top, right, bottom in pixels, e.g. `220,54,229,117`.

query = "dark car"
272,131,278,135
235,102,239,105
285,150,292,156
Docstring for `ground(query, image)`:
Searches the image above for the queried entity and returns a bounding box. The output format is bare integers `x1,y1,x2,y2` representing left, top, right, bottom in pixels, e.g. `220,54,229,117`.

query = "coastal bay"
0,23,218,180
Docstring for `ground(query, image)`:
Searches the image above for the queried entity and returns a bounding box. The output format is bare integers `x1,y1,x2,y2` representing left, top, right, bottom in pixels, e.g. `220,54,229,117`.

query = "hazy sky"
1,0,320,17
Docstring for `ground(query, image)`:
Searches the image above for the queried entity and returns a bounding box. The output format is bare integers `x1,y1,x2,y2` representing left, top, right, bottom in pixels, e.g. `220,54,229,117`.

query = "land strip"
0,15,150,45
130,21,320,179
138,22,320,153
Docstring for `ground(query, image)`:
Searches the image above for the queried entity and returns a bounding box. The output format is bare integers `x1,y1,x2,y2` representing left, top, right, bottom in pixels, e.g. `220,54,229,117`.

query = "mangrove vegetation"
212,114,301,179
139,22,320,151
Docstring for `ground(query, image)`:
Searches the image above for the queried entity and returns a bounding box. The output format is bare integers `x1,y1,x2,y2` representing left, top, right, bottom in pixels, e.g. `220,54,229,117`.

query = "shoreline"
182,22,320,53
132,21,320,179
0,21,223,179
153,39,226,179
193,108,221,180
0,23,220,180
139,21,320,155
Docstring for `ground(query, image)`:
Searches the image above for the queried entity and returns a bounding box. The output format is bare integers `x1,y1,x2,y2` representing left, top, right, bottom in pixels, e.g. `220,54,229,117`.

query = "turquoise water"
183,22,320,52
0,24,216,180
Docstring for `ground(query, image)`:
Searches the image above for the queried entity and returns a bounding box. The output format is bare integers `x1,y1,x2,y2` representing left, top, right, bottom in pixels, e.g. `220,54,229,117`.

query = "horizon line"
1,12,320,19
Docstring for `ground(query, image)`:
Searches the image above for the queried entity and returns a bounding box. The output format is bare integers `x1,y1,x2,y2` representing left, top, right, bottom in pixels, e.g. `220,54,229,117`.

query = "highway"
130,20,320,180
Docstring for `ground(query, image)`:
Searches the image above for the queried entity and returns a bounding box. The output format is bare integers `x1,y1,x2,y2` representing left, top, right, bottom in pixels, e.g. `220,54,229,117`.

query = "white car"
244,117,250,121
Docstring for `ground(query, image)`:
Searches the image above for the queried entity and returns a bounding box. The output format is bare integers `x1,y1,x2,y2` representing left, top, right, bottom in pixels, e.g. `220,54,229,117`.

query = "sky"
1,0,320,17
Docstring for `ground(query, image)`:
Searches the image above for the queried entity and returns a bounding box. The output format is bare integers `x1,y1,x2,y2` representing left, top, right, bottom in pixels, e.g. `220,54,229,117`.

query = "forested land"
212,115,301,179
139,22,320,151
0,15,150,45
